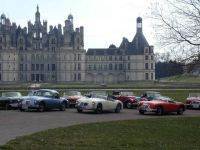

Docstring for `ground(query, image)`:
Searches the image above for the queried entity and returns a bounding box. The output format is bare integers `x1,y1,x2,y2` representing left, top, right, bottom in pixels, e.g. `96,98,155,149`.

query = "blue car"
19,89,69,112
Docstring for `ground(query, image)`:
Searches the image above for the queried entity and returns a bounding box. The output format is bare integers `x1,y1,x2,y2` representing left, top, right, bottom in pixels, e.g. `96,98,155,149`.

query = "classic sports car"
63,91,83,107
185,93,200,109
0,92,22,110
19,89,69,112
140,91,163,101
138,96,185,115
112,91,139,108
76,91,123,113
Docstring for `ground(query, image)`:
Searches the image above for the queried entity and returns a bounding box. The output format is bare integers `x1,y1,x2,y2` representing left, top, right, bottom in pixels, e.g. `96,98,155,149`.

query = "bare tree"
151,0,200,62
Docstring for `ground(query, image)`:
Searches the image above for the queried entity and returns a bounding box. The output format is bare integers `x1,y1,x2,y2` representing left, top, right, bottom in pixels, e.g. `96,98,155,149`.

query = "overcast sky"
0,0,157,51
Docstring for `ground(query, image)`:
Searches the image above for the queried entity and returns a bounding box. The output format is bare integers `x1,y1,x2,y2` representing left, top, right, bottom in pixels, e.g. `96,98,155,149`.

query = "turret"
136,17,142,33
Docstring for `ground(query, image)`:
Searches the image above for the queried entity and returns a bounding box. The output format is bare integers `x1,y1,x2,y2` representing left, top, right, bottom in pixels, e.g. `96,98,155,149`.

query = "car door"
165,100,179,112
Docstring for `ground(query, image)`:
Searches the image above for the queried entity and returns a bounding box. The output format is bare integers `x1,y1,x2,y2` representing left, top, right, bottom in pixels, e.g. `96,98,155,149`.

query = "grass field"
161,74,200,83
1,117,200,150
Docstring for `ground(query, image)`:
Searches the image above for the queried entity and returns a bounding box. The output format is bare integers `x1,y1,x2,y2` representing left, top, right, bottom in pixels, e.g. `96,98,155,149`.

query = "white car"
76,91,123,113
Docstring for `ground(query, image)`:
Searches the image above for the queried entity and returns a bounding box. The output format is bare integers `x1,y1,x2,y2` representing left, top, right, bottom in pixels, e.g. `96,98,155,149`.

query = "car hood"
0,96,21,101
21,96,52,101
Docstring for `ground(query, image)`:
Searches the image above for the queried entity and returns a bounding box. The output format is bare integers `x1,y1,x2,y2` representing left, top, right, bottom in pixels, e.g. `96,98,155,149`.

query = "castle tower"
136,17,142,33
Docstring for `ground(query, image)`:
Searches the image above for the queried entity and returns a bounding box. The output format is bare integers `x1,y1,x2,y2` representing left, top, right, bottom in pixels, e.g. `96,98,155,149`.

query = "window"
41,64,44,71
47,64,50,71
145,55,148,60
40,33,42,38
36,64,39,71
128,56,130,60
31,64,35,71
74,74,76,81
0,37,2,43
88,65,92,70
20,46,23,50
145,63,148,70
40,74,44,81
151,63,154,69
0,73,1,81
109,64,113,70
145,47,149,53
109,56,112,61
52,64,56,71
78,54,81,61
104,64,107,70
128,63,130,70
94,64,96,70
20,64,23,71
151,73,154,80
145,73,149,80
0,64,1,70
25,64,27,71
151,55,154,60
119,64,123,70
31,74,35,81
78,63,81,70
78,73,81,81
34,33,36,38
115,64,117,70
119,56,122,61
0,45,2,50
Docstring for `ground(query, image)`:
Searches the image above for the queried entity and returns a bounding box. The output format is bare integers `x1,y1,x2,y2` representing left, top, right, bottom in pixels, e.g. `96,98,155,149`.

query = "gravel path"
0,109,199,145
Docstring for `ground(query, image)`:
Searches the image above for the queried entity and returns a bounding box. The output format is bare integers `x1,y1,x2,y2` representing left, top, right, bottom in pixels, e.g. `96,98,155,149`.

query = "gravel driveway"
0,109,200,145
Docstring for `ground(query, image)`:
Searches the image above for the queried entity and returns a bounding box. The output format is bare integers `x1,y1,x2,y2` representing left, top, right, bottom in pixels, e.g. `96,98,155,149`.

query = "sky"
0,0,157,51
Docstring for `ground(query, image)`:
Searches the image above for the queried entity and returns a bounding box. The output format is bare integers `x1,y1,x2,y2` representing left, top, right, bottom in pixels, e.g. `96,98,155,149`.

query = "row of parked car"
0,89,199,115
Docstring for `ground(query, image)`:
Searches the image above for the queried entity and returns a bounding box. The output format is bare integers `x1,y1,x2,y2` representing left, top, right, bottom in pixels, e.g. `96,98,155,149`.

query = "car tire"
126,102,132,109
115,104,122,113
139,110,145,114
38,102,45,112
156,107,164,115
77,108,83,113
95,104,103,114
177,107,184,115
60,102,66,111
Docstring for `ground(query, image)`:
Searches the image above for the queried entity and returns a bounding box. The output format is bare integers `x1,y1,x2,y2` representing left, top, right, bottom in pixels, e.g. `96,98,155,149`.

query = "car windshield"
32,90,55,98
90,91,107,99
189,93,200,97
2,92,21,97
147,92,161,98
120,92,134,96
65,91,81,96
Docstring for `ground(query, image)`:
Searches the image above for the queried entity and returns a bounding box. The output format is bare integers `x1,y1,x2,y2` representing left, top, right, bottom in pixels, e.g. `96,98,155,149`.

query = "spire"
35,5,40,23
37,5,39,12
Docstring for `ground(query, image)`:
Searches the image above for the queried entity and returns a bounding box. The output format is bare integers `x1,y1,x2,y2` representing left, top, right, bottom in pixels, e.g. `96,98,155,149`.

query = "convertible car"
19,89,69,112
76,91,123,113
112,91,139,108
0,92,22,110
138,96,185,115
63,91,83,107
185,93,200,109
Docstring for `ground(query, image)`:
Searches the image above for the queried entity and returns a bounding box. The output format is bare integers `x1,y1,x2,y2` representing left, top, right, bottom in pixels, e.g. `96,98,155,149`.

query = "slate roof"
87,31,150,56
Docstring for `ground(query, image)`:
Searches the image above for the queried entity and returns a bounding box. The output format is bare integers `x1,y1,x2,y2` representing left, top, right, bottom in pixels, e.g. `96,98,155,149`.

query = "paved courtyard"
0,109,200,145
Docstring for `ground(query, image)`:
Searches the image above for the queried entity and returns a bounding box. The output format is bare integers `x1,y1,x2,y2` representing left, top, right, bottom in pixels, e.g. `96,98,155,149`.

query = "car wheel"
77,108,83,113
115,104,122,113
139,110,145,115
177,107,184,115
126,102,132,109
95,104,103,114
60,102,66,111
38,102,45,112
156,107,164,115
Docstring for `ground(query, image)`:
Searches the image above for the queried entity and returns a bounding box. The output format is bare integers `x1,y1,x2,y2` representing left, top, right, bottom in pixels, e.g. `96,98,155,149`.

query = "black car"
0,92,22,110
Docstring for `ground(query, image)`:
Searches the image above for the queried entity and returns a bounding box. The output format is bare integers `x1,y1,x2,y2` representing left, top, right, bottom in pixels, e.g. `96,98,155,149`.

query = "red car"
138,96,185,115
185,93,200,109
113,91,139,108
63,91,83,107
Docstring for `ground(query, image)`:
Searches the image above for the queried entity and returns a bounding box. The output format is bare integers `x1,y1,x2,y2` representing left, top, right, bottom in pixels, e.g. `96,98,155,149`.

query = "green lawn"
1,117,200,150
161,74,200,83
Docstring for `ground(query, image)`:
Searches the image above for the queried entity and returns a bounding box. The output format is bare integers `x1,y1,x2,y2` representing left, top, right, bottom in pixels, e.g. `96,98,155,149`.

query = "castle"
0,6,155,83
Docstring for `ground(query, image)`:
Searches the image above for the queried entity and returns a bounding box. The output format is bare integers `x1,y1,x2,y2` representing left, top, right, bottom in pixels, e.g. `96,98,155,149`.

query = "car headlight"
34,100,39,105
92,101,96,105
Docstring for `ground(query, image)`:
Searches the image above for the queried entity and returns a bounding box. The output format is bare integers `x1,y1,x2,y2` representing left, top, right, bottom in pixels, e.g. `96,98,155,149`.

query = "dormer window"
144,47,149,53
